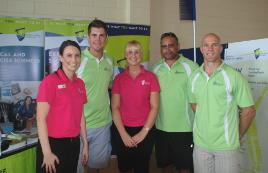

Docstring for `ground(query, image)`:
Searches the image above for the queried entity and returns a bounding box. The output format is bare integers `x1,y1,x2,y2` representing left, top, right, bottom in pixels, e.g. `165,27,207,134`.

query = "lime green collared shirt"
188,63,254,151
77,48,113,128
152,55,199,132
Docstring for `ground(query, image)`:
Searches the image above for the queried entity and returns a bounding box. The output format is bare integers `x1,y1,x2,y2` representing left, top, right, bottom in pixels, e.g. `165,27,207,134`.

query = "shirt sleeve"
150,73,160,92
81,81,87,104
36,75,55,104
234,73,254,108
112,75,120,94
187,76,196,104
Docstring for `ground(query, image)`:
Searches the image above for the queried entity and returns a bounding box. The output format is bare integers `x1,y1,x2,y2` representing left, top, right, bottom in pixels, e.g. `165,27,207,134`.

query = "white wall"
149,0,268,66
0,0,150,24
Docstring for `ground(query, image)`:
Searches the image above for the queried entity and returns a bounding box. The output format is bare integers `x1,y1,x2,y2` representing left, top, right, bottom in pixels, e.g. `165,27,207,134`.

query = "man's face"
201,34,223,63
160,36,179,61
88,27,107,52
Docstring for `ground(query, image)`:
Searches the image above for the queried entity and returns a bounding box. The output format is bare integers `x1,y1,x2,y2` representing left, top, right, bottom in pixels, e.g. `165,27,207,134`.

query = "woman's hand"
132,129,148,145
42,152,59,173
81,143,89,166
112,93,137,148
120,132,137,148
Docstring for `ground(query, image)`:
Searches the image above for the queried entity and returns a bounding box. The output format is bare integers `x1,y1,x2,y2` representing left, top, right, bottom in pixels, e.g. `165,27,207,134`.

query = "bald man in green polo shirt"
188,33,256,173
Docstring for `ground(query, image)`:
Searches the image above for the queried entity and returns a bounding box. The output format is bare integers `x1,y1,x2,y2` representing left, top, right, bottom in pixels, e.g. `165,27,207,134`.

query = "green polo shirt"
152,55,199,132
77,48,113,128
188,63,254,151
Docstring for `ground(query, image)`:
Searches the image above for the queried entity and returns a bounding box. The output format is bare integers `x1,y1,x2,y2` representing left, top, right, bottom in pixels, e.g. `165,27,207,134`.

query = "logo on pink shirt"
141,80,150,86
77,88,83,95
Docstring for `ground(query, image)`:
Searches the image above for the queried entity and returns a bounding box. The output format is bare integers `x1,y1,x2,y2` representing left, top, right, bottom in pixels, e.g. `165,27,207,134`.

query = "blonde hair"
125,40,143,54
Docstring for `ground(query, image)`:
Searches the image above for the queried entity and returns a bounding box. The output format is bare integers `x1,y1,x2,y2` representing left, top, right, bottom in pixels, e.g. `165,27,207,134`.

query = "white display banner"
225,38,268,173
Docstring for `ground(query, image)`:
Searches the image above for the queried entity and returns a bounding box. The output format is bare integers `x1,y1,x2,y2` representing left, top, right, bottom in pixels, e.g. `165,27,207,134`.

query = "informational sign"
44,20,150,77
44,19,89,74
0,17,150,104
106,23,150,77
225,38,268,173
0,17,44,104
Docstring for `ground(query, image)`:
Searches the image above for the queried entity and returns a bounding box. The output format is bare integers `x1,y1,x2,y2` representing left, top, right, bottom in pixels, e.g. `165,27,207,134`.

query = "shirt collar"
84,48,104,63
199,61,226,74
57,69,78,82
124,65,146,76
161,54,183,69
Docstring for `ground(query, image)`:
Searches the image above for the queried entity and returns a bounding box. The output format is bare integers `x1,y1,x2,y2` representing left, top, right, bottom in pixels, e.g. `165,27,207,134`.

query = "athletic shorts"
114,126,155,173
76,122,111,172
155,129,194,170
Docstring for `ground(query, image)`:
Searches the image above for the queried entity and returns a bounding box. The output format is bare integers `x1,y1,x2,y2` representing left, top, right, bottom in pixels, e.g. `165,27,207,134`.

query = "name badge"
57,84,66,89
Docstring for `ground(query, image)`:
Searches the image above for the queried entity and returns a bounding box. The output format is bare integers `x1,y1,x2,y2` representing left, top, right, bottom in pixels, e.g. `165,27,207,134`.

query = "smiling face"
160,36,179,61
125,42,143,67
60,45,81,74
88,27,107,54
201,33,223,63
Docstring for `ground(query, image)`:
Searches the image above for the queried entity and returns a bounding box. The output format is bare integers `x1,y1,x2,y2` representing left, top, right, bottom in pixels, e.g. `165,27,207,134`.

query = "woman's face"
60,45,81,73
25,97,32,105
125,45,142,66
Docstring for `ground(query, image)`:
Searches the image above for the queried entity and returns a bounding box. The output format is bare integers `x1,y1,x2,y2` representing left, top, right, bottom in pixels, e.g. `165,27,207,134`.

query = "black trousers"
36,136,80,173
114,126,155,173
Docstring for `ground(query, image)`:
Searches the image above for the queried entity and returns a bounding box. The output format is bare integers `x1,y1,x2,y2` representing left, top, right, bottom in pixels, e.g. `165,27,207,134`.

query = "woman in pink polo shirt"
36,40,88,173
112,40,160,173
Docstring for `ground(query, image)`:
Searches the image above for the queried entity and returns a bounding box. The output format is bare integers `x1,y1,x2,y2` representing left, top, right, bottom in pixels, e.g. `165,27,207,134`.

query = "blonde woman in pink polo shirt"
36,40,88,173
112,40,160,173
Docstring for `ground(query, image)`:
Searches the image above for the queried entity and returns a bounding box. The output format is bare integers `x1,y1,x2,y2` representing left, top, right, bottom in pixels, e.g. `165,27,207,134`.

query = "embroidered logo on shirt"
174,70,184,74
77,88,83,95
213,81,224,86
141,80,150,86
57,84,66,89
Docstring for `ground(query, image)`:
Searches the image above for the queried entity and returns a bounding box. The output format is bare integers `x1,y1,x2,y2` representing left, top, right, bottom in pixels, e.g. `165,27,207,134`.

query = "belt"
48,135,80,142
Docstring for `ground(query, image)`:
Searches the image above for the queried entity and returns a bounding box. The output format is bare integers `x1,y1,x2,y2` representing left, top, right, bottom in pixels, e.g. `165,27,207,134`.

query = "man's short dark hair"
88,19,108,35
160,32,179,44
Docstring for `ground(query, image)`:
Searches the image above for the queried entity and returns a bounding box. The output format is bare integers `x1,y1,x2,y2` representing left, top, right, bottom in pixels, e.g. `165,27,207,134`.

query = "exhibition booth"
0,17,150,173
1,17,268,173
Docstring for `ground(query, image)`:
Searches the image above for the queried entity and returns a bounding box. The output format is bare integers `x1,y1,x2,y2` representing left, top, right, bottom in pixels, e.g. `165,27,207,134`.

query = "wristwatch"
143,127,150,132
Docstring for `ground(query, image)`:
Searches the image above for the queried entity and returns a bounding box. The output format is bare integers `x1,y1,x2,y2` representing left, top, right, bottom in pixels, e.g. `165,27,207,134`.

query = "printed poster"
0,17,44,104
44,20,150,77
225,38,268,173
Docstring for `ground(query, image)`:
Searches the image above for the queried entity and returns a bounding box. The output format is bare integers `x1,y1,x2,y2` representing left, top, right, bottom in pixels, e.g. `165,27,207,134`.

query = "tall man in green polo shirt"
76,19,113,173
188,33,256,173
152,32,199,173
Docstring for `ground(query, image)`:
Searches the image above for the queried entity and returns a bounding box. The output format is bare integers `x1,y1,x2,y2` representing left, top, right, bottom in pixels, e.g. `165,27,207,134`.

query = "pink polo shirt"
37,69,87,138
112,66,160,127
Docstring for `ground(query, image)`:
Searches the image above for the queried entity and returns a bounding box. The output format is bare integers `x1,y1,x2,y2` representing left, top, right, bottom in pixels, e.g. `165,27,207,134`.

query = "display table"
0,129,38,173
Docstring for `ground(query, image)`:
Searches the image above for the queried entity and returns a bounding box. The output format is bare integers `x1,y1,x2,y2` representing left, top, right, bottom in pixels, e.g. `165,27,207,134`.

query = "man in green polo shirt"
76,19,113,173
188,33,256,173
152,32,198,173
